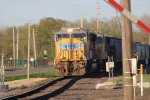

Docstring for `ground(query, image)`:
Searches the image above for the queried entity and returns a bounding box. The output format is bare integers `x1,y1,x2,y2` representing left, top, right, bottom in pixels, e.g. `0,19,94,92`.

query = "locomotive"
54,28,150,76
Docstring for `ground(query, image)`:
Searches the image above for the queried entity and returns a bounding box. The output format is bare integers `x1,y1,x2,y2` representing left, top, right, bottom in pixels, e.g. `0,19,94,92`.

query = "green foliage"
102,17,121,38
137,74,150,82
0,14,149,59
0,17,67,59
36,17,67,59
116,74,150,85
139,13,150,44
30,70,56,78
72,17,121,38
5,74,27,82
18,25,28,58
0,28,13,56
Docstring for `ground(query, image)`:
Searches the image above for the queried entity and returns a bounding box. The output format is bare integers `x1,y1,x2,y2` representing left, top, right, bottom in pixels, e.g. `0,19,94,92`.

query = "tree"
102,17,121,38
36,17,67,59
0,28,13,58
139,13,150,44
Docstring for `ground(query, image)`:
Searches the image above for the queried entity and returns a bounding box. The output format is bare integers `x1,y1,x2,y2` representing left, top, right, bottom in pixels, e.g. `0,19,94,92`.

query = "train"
54,28,150,76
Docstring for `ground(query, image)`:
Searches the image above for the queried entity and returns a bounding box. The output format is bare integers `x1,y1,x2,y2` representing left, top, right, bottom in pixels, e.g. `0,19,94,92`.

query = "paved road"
5,65,54,76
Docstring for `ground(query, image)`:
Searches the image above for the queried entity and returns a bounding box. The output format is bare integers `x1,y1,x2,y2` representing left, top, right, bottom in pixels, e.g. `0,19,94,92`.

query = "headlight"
60,56,66,59
68,29,73,32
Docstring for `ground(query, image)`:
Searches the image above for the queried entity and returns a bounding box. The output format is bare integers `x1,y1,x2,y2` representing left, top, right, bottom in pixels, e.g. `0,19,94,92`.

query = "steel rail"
2,77,67,100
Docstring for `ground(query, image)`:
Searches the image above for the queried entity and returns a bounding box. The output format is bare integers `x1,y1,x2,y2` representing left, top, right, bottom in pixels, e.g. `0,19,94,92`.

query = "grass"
136,74,150,96
115,74,150,84
137,74,150,82
115,76,123,84
115,74,150,96
16,65,53,70
4,70,56,82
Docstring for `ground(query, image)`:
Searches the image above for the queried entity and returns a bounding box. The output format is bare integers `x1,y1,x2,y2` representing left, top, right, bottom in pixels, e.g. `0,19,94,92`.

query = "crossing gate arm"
104,0,150,33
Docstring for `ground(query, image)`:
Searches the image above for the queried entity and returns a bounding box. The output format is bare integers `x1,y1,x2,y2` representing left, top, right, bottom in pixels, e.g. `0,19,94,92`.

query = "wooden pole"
27,24,31,79
96,1,100,33
96,1,102,33
80,16,83,28
16,27,19,68
13,27,16,69
120,0,133,100
1,54,4,85
149,35,150,45
33,29,37,67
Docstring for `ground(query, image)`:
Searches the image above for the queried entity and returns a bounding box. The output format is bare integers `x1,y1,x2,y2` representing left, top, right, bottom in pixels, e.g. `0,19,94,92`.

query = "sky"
0,0,149,27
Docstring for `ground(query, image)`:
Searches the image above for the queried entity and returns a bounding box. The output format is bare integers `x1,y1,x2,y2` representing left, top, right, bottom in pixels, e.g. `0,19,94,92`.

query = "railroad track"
2,76,84,100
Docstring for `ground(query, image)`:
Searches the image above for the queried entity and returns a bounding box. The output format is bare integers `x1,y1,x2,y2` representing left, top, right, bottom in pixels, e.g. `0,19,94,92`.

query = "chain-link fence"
0,58,53,70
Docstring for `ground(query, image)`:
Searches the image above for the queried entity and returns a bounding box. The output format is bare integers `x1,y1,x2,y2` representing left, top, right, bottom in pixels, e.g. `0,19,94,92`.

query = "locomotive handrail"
54,52,61,65
79,50,86,60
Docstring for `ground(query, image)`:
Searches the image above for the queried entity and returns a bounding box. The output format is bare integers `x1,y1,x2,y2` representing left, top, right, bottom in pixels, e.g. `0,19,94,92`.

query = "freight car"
97,35,150,70
54,28,150,76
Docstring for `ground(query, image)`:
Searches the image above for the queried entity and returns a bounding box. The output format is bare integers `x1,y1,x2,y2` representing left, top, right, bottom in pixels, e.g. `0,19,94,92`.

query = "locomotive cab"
54,28,88,76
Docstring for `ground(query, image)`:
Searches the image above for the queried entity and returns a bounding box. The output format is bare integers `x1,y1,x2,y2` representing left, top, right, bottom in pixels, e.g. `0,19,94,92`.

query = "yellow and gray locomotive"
54,28,100,76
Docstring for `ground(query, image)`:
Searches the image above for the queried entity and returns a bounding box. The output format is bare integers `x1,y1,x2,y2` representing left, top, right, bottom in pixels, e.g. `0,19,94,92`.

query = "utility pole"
80,16,83,28
27,24,31,79
1,54,4,85
13,27,16,69
149,35,150,45
16,27,19,68
120,0,133,100
96,1,102,33
32,29,37,67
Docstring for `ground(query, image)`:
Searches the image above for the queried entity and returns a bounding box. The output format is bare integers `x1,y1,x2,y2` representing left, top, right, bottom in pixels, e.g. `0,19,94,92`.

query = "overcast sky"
0,0,149,27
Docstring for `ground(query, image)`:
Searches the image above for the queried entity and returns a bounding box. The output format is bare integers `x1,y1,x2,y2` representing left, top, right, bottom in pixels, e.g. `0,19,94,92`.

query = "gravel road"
1,70,150,100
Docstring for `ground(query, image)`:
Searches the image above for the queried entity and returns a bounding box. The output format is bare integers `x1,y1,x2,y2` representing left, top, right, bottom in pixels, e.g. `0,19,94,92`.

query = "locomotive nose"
68,43,72,50
56,38,84,61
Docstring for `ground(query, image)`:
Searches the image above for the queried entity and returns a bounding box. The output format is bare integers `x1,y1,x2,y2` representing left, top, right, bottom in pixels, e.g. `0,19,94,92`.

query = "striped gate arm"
104,0,150,33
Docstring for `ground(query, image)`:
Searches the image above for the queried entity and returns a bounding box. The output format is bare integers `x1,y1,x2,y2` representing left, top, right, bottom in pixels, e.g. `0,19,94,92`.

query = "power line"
3,0,150,8
0,9,29,22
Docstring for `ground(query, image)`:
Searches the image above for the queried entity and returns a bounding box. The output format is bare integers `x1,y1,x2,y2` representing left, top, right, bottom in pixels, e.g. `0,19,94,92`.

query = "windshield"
57,34,69,39
71,33,86,38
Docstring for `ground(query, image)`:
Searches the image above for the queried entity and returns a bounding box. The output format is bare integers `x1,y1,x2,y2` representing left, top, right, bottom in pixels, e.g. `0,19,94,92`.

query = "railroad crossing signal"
30,57,34,62
106,62,114,72
44,50,48,57
104,0,150,33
